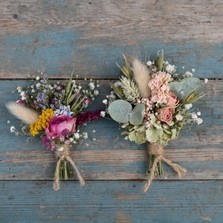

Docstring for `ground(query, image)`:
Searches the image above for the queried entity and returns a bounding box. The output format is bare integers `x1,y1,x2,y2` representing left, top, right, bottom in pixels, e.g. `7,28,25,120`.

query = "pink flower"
148,72,170,91
158,107,173,124
16,99,25,106
166,92,179,109
45,115,76,139
83,97,90,105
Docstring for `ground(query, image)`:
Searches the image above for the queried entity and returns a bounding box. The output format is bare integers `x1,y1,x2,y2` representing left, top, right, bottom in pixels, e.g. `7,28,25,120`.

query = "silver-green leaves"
108,99,145,126
169,77,204,103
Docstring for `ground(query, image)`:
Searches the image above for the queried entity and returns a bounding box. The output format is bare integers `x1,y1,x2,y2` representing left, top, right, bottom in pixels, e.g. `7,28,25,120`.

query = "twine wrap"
53,144,85,191
144,144,187,192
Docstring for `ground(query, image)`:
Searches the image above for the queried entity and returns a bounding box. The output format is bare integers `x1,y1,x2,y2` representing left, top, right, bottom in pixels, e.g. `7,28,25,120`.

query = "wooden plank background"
0,0,223,222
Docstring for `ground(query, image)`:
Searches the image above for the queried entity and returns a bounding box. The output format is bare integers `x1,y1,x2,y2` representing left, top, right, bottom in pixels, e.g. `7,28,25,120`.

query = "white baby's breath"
185,104,192,110
74,133,80,139
102,99,108,105
94,90,99,96
10,126,16,133
100,111,106,117
175,114,183,121
191,113,198,119
196,118,203,125
197,111,201,116
146,61,152,66
89,82,95,90
165,64,175,73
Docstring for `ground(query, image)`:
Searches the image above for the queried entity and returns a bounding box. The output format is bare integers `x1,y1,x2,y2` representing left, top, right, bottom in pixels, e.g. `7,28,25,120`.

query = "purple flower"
37,93,45,102
42,136,55,151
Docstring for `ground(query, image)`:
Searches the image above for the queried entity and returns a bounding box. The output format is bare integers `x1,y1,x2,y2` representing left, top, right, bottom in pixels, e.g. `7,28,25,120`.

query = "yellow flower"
30,108,54,136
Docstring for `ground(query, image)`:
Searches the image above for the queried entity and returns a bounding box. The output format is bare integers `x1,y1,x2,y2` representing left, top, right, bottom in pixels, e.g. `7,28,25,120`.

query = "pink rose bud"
158,107,173,124
45,115,77,139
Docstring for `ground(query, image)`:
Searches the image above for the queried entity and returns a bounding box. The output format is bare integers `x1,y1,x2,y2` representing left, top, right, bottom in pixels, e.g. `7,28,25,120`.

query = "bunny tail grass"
6,102,39,124
132,59,151,98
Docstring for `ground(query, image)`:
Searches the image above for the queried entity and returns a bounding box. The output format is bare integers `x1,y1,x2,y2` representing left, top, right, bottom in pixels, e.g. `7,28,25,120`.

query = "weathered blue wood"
0,31,222,79
1,181,223,223
0,0,222,78
0,1,223,222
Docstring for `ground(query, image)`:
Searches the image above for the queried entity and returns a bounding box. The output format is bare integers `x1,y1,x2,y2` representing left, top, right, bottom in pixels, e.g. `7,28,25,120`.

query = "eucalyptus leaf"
129,104,145,126
169,77,203,101
108,100,132,123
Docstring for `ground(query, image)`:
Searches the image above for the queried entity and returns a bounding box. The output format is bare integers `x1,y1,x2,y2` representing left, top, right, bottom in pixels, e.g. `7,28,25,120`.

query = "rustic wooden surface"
0,0,223,222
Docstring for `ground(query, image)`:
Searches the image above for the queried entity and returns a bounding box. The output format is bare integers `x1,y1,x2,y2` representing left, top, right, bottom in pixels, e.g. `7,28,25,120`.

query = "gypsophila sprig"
6,73,101,191
105,50,206,192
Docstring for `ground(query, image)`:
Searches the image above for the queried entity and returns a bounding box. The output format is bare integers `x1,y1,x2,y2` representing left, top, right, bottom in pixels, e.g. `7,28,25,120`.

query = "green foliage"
118,55,133,79
169,77,204,102
128,130,146,144
120,76,140,103
108,100,132,123
129,104,145,126
112,84,125,99
108,100,145,125
155,50,164,71
146,127,163,143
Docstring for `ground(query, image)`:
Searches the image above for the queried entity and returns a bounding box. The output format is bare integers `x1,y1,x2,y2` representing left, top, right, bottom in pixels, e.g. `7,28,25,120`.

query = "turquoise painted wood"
1,181,223,223
1,0,223,222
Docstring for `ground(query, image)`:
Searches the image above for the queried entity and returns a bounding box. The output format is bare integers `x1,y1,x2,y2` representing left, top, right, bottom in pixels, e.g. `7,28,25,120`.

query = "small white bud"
175,114,183,121
102,99,108,105
10,126,16,133
100,111,106,117
146,61,152,66
197,111,201,116
196,118,203,125
191,113,198,119
185,104,192,110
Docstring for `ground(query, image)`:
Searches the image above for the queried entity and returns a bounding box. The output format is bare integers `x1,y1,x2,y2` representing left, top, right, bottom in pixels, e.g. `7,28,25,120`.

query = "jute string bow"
53,144,85,191
144,144,187,192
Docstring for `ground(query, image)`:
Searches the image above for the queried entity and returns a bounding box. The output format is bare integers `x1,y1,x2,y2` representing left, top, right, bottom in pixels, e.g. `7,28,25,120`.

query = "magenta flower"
76,110,101,126
45,115,77,139
16,99,25,106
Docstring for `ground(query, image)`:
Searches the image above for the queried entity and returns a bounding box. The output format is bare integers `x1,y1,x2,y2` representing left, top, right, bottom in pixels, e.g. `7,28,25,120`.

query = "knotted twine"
144,143,187,192
53,144,85,191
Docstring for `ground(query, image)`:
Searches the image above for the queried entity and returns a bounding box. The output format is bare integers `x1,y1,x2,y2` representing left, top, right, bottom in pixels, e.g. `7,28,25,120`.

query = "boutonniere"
7,74,101,190
105,51,206,192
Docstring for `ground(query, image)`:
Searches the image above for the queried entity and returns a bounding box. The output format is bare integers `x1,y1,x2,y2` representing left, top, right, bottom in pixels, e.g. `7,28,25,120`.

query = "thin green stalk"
64,161,68,180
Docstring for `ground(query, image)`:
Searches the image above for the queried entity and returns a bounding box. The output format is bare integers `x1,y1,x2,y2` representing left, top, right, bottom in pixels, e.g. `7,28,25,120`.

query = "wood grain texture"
1,181,223,223
1,80,223,181
0,0,222,78
0,1,223,222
